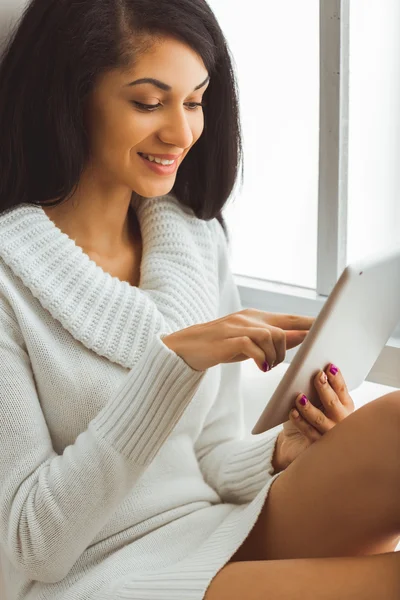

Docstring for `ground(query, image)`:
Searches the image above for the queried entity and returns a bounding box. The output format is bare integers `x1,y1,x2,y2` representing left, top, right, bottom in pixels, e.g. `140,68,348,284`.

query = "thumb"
285,329,308,350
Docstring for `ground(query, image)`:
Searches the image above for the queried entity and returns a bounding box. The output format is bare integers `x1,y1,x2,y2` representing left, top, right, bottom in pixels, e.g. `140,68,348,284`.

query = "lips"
138,153,176,164
138,152,179,175
138,152,183,160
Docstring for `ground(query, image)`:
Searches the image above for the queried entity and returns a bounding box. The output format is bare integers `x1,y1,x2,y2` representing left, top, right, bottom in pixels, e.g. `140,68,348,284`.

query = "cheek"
97,104,150,149
123,113,153,145
102,118,151,174
87,105,129,158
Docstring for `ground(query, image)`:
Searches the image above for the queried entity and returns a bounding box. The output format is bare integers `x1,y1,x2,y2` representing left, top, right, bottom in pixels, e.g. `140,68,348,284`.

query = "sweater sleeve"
193,220,283,504
0,301,206,584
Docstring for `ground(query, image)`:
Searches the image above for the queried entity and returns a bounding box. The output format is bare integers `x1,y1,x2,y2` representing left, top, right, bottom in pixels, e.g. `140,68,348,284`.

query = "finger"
289,409,322,443
295,393,335,434
236,310,310,360
258,324,286,365
232,326,283,369
235,312,287,366
325,364,355,412
223,333,276,373
259,311,316,332
314,370,349,421
246,327,279,369
285,329,309,350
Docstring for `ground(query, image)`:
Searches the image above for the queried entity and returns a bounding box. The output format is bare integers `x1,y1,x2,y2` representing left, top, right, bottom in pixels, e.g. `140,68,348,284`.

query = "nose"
158,106,194,150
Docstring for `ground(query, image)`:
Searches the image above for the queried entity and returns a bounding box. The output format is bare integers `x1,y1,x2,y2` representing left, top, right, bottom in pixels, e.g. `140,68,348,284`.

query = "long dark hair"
0,0,244,239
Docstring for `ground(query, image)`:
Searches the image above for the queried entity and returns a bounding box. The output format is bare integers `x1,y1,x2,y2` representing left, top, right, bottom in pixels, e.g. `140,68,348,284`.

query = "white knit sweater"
0,193,283,600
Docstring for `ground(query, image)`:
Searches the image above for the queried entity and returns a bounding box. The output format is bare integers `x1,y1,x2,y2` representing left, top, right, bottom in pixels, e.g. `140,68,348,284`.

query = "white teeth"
141,153,174,165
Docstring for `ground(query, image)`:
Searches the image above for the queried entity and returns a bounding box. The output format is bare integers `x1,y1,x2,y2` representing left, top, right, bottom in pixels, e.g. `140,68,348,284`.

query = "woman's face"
84,35,210,199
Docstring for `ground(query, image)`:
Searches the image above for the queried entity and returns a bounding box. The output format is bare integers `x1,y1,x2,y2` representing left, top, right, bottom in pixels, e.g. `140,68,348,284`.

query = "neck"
42,192,139,260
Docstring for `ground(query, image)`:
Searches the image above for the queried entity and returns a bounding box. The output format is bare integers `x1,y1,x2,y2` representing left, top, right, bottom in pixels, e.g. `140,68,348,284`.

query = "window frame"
233,0,400,388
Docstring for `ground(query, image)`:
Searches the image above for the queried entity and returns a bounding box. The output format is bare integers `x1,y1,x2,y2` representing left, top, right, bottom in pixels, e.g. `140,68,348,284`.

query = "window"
211,0,319,289
209,0,400,387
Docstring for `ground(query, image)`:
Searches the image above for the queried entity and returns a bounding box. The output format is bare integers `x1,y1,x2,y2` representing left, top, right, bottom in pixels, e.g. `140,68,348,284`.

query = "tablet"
251,245,400,434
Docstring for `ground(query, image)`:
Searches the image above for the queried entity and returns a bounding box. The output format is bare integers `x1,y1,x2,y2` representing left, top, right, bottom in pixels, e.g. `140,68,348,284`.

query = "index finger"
263,312,316,331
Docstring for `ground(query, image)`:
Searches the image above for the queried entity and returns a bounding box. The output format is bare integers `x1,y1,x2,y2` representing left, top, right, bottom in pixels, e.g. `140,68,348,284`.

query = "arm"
0,301,206,584
193,220,283,504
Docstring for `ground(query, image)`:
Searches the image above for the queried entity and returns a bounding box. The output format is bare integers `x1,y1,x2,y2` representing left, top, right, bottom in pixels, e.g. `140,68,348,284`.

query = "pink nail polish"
299,394,308,406
262,361,270,372
329,364,338,376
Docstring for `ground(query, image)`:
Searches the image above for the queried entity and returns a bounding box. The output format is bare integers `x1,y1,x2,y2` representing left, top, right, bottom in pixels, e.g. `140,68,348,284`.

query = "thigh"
230,393,400,563
205,553,400,600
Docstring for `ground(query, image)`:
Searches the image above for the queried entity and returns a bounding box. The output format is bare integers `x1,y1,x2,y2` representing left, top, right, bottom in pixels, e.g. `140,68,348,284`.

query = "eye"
132,102,161,112
131,101,206,112
185,102,206,111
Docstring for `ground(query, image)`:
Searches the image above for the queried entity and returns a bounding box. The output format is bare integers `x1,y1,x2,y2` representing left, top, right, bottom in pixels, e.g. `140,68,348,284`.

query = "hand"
162,308,315,372
272,364,355,473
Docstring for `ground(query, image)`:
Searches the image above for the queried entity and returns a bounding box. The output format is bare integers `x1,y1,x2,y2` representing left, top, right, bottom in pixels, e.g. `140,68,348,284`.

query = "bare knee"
323,391,400,491
360,391,400,446
353,392,400,518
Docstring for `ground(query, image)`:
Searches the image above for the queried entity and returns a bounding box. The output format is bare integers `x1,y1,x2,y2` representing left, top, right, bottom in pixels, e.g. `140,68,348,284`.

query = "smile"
138,153,179,176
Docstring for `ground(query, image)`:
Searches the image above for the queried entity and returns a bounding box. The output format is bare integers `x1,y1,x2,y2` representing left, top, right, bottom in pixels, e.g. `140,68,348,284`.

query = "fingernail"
329,364,338,376
262,361,270,372
299,394,308,406
319,371,327,384
292,409,299,418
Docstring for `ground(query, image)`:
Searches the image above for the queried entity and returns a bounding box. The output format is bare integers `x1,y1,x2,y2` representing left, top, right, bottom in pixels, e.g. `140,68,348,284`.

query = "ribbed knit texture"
0,193,283,600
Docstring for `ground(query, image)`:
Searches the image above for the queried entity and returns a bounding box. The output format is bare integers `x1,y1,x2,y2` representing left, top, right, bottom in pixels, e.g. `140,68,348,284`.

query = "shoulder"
161,194,235,298
0,202,38,230
162,193,229,246
0,261,22,323
0,253,32,349
0,289,26,352
154,193,220,263
0,294,17,325
205,217,230,252
204,217,233,284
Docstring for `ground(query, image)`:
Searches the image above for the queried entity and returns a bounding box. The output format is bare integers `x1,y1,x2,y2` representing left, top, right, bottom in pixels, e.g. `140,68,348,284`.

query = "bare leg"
230,392,400,562
206,553,400,600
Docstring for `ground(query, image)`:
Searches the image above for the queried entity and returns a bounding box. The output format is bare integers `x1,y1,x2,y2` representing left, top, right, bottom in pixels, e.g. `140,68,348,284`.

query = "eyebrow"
125,75,210,92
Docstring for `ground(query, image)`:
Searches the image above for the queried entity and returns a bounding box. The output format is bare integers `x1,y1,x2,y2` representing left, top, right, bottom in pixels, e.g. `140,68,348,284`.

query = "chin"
133,181,175,199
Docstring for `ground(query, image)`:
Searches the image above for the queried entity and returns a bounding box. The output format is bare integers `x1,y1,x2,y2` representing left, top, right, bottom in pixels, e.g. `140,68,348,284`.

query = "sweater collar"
0,194,219,368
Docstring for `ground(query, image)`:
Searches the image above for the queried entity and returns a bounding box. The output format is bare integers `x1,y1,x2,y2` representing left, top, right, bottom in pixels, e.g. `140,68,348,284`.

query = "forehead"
123,36,208,87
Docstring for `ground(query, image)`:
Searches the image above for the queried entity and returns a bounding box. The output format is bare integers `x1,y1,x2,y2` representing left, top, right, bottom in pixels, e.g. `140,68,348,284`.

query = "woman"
0,1,398,598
